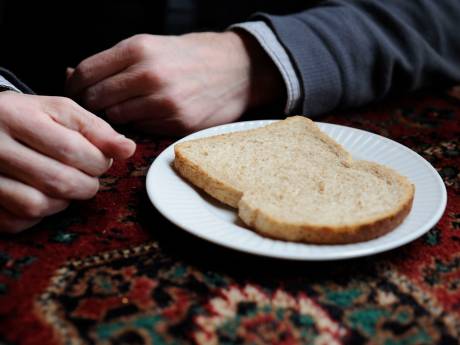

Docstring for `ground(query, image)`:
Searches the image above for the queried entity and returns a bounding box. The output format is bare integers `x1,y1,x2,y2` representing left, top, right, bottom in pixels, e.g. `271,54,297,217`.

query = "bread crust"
174,148,243,208
238,184,414,244
173,117,415,244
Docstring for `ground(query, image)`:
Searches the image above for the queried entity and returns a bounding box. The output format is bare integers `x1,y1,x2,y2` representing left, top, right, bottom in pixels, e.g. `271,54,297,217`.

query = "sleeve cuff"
0,75,22,93
229,21,302,114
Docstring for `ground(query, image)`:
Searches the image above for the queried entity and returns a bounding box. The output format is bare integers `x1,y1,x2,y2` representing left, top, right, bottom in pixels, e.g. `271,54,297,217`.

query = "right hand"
0,91,136,234
66,31,285,135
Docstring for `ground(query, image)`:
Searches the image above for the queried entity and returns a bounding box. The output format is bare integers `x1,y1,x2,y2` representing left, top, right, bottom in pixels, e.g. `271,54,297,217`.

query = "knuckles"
53,135,109,176
81,89,99,110
153,94,202,133
43,169,99,200
123,34,154,60
137,69,162,89
174,115,202,133
42,170,75,197
22,195,49,218
21,193,54,219
71,63,93,87
22,196,69,219
48,96,78,109
56,135,80,160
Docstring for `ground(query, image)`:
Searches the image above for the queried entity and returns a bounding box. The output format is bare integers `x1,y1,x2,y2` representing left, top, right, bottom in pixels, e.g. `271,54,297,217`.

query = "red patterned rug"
0,91,459,345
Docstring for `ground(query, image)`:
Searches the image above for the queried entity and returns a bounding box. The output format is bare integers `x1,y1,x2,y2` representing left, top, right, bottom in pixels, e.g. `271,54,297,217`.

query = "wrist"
226,30,286,111
0,90,18,101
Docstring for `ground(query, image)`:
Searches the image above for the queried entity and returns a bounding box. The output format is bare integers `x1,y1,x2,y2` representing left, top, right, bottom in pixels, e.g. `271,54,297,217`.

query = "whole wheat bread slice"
173,116,414,244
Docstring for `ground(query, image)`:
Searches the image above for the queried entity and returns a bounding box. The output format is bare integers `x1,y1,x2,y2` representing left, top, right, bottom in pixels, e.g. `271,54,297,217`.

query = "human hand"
66,31,284,135
0,92,136,233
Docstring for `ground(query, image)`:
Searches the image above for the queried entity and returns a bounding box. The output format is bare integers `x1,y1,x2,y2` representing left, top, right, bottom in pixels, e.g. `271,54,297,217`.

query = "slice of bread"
173,116,414,244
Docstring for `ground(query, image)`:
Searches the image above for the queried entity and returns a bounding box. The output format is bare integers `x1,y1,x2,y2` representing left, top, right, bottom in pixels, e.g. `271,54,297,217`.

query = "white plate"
146,120,447,260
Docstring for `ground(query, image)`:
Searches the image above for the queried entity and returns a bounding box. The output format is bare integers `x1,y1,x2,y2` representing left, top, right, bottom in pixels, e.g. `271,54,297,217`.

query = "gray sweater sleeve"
230,21,302,114
254,0,460,115
0,68,34,94
0,74,21,92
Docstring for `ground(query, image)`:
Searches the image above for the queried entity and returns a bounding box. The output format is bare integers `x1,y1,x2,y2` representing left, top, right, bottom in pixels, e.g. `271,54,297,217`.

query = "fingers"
0,208,41,234
0,92,138,234
10,111,112,176
0,133,100,200
105,96,157,125
81,68,159,112
106,96,206,135
44,97,136,159
66,43,132,97
0,174,69,219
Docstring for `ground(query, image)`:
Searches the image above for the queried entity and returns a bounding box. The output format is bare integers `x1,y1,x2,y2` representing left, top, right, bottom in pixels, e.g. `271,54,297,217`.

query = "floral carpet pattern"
0,91,459,345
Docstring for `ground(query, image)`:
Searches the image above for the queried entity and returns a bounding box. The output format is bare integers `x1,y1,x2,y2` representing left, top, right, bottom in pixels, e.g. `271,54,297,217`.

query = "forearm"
254,0,460,115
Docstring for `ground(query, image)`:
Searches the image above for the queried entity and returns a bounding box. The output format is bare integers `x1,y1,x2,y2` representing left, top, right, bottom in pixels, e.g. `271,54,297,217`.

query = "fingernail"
108,158,114,169
116,135,136,158
117,134,136,146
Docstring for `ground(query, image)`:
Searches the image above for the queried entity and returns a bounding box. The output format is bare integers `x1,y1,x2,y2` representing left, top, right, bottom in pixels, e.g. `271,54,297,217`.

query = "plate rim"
146,119,447,261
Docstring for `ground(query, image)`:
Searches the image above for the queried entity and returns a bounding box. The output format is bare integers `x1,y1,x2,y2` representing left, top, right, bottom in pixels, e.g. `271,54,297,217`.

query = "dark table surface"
0,90,459,345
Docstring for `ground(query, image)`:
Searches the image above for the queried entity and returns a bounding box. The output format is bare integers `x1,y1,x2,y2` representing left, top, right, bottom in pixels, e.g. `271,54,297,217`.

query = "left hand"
66,31,284,135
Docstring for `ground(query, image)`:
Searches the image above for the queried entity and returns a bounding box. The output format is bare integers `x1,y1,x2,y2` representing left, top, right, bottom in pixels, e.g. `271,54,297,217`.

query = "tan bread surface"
174,116,414,244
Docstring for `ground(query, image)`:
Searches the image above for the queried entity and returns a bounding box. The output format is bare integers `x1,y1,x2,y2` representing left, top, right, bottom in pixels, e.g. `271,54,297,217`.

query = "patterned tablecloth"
0,91,459,345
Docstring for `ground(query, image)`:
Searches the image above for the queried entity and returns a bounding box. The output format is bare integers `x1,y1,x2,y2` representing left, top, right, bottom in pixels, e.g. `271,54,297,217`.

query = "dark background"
0,0,316,95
